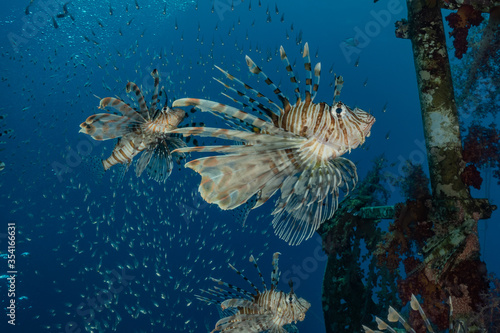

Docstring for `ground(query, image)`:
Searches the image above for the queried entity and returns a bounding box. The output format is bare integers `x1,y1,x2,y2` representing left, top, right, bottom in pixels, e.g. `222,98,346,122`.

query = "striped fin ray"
98,97,143,119
214,65,282,117
126,81,150,120
270,252,281,290
210,286,252,303
149,69,160,119
272,157,357,246
387,306,415,333
302,42,312,102
245,55,288,113
197,104,262,134
194,285,235,305
228,263,260,295
220,298,259,310
135,139,174,183
171,127,296,146
172,98,292,136
213,313,275,333
211,277,255,299
375,317,399,333
198,287,234,302
410,295,434,332
194,294,221,305
182,149,301,210
249,255,267,291
174,141,300,154
220,92,255,114
333,75,344,104
312,62,321,102
170,138,187,166
254,174,287,208
279,46,301,102
362,325,382,333
79,113,140,141
214,77,275,121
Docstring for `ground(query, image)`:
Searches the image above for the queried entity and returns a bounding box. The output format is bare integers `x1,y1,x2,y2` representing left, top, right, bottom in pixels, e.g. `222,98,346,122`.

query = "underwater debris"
375,198,491,331
318,156,396,333
171,42,375,245
196,252,310,333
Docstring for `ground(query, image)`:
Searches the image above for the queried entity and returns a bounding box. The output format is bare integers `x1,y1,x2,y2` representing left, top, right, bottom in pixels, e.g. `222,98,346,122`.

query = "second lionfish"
196,252,310,333
79,69,187,183
171,42,375,245
363,294,466,333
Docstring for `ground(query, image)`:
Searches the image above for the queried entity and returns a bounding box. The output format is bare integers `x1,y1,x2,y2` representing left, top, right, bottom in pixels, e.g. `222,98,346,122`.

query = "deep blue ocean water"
0,0,498,332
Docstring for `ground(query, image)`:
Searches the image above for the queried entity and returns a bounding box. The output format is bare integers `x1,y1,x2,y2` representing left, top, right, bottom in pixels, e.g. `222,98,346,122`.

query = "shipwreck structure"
320,1,499,332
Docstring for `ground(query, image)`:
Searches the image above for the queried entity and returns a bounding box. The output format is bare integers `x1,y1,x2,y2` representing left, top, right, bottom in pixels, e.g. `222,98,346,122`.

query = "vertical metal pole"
407,0,470,200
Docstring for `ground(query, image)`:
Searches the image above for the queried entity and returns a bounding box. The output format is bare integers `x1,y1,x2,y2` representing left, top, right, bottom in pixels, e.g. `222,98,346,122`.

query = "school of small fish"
0,1,392,332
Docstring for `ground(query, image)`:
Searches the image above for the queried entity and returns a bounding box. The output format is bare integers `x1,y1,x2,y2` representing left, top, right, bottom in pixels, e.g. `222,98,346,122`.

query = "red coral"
463,123,500,166
398,258,449,331
445,5,484,59
462,122,500,187
461,164,482,189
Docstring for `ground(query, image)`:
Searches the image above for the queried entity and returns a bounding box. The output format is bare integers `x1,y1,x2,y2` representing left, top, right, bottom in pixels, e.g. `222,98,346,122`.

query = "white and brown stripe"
196,253,310,333
102,137,148,170
80,69,186,176
171,42,375,245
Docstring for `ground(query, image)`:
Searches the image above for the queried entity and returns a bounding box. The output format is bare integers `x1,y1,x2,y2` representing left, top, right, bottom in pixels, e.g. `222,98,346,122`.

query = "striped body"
102,135,148,171
96,107,186,171
276,99,374,160
79,69,186,183
196,253,310,333
171,42,375,245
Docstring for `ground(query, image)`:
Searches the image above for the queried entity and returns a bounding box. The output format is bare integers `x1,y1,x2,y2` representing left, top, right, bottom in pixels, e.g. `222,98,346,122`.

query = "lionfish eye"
335,108,343,114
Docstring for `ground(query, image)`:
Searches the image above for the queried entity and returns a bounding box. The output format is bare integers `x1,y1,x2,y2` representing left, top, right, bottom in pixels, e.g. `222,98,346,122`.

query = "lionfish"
171,42,375,245
79,69,186,183
363,294,465,333
196,252,310,333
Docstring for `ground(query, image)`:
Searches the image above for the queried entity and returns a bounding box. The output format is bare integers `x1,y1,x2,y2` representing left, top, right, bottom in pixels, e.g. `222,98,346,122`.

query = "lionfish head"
331,102,375,150
164,107,186,128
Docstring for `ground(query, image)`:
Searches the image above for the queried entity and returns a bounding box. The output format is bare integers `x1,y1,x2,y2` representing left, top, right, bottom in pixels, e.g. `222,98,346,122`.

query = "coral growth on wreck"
318,157,397,333
445,5,484,59
374,161,491,331
462,123,500,188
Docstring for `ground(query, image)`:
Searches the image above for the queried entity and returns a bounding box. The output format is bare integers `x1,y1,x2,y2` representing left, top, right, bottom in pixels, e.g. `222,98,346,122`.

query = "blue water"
0,0,498,332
